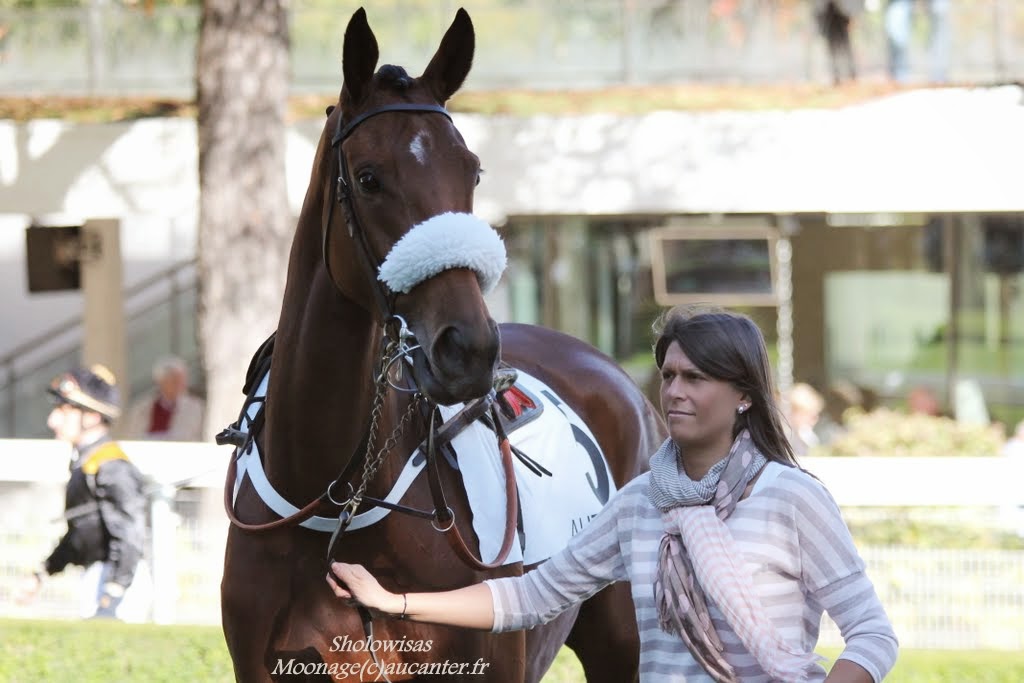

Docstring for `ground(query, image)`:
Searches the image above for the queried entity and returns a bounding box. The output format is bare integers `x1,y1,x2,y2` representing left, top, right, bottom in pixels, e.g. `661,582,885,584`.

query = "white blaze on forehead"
409,131,429,165
378,212,507,294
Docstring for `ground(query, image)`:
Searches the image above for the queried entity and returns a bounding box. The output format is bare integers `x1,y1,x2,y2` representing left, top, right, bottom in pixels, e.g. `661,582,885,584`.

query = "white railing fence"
1,440,1022,650
0,439,227,625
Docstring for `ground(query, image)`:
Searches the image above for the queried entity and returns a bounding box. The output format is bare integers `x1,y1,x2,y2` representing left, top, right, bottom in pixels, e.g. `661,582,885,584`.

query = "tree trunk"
196,0,290,439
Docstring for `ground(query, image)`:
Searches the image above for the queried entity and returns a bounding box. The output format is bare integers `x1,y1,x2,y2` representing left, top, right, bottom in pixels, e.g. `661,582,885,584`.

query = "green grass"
552,648,1024,683
0,619,233,683
870,649,1024,683
3,618,1024,682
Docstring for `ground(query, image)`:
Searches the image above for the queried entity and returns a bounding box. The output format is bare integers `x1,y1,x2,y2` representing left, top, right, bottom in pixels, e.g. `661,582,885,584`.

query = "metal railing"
0,259,199,438
0,1,1020,97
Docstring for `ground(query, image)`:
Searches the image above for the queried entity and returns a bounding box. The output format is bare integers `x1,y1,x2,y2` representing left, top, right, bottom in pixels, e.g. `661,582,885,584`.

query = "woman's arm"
792,474,899,682
824,658,874,683
326,479,639,632
327,562,495,630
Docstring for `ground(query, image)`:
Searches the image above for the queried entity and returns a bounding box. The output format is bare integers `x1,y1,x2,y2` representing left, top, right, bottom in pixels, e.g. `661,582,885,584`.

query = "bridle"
321,101,518,570
322,102,453,320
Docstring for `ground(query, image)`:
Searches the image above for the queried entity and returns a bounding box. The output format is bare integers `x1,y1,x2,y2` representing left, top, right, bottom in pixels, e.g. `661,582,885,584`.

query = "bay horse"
220,8,666,682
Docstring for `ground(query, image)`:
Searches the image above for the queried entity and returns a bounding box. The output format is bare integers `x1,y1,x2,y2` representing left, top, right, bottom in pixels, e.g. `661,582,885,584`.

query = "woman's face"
659,341,746,457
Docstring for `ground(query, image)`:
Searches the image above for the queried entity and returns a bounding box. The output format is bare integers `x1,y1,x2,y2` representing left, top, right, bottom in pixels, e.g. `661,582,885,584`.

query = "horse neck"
261,206,387,502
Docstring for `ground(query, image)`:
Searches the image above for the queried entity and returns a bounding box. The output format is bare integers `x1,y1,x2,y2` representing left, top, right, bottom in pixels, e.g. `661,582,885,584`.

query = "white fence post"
149,484,179,625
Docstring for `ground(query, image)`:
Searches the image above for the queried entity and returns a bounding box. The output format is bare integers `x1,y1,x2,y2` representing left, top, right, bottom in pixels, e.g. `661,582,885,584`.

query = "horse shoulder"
498,322,663,483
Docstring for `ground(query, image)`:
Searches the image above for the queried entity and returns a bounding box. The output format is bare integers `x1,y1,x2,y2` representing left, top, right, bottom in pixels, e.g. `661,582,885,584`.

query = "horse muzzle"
408,323,499,406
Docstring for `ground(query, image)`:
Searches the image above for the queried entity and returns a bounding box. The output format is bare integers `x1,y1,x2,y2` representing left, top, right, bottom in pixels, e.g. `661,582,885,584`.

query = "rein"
423,402,520,571
220,320,520,571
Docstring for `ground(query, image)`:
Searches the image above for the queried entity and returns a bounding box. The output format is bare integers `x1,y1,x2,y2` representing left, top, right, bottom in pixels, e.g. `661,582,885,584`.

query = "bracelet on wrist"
396,593,408,620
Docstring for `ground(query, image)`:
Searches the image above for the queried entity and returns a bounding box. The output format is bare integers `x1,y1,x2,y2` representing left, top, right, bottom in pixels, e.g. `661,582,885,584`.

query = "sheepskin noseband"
377,212,507,295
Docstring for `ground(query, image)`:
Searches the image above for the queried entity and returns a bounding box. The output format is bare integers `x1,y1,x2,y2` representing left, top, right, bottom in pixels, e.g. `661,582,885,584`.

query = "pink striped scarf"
648,431,820,682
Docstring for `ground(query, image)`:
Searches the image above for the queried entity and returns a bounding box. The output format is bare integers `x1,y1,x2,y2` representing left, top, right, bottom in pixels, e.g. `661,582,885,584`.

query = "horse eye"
357,172,381,193
475,168,485,187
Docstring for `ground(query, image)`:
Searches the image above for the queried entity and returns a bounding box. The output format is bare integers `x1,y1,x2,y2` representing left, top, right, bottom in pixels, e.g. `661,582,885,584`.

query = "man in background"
122,356,205,441
18,365,149,620
885,0,951,83
786,382,826,456
814,0,864,85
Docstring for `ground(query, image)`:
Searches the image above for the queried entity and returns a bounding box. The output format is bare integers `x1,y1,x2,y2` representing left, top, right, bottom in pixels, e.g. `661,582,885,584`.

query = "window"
649,224,778,306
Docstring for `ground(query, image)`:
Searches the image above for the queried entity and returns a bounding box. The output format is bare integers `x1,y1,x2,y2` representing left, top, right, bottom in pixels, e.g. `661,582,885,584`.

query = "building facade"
1,86,1022,435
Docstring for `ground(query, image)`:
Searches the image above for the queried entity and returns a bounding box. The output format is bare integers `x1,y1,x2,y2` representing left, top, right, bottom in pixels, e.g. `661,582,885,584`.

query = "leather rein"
220,102,519,573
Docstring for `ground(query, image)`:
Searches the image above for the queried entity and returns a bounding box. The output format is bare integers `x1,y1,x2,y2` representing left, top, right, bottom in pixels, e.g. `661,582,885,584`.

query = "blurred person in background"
814,0,864,85
17,365,150,620
884,0,951,83
906,385,943,417
818,379,865,443
786,382,826,455
122,355,205,441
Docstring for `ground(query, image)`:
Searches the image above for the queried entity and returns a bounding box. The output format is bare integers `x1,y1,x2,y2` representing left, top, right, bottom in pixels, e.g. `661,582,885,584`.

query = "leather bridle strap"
334,103,451,144
220,382,375,533
424,405,520,571
222,454,329,532
322,103,453,320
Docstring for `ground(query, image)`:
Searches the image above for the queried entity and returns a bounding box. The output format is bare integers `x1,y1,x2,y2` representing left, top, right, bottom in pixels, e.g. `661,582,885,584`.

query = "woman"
327,307,898,682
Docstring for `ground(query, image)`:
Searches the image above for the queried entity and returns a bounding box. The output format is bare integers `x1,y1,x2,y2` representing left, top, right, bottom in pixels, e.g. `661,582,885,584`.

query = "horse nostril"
434,324,499,379
435,326,469,367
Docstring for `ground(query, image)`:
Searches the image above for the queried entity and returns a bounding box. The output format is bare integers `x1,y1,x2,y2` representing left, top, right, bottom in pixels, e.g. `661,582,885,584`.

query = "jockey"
19,365,149,620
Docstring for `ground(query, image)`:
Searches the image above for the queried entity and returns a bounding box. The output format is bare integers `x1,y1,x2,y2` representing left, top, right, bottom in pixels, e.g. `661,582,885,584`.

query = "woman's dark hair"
653,305,796,466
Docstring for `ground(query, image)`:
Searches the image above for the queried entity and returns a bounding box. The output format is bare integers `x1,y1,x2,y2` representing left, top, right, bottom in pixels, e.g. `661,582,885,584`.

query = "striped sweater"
485,462,898,682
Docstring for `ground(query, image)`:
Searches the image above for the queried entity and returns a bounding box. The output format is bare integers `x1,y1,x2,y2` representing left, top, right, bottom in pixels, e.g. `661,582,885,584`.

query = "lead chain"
345,385,422,518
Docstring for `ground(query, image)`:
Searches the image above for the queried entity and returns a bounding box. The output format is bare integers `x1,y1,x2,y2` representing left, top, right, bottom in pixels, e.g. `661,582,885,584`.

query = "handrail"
1,258,198,437
0,259,197,370
0,318,81,375
11,280,198,391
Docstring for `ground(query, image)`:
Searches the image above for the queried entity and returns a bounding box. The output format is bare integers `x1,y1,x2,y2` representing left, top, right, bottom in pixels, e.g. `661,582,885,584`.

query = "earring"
737,404,748,414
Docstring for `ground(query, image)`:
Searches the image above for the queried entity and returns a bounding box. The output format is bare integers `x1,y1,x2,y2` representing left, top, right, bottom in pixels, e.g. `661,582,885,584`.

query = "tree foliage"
814,408,1005,458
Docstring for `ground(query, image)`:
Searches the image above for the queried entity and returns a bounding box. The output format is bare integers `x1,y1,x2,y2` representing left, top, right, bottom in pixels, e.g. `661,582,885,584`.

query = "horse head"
321,8,502,406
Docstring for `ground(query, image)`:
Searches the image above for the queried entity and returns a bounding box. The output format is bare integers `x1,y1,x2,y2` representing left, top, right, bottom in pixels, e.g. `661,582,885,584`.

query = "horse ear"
342,8,379,107
420,8,474,103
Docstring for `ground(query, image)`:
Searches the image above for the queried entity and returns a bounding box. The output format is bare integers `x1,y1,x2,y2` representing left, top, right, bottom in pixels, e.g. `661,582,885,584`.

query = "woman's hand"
326,562,403,616
327,562,496,629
